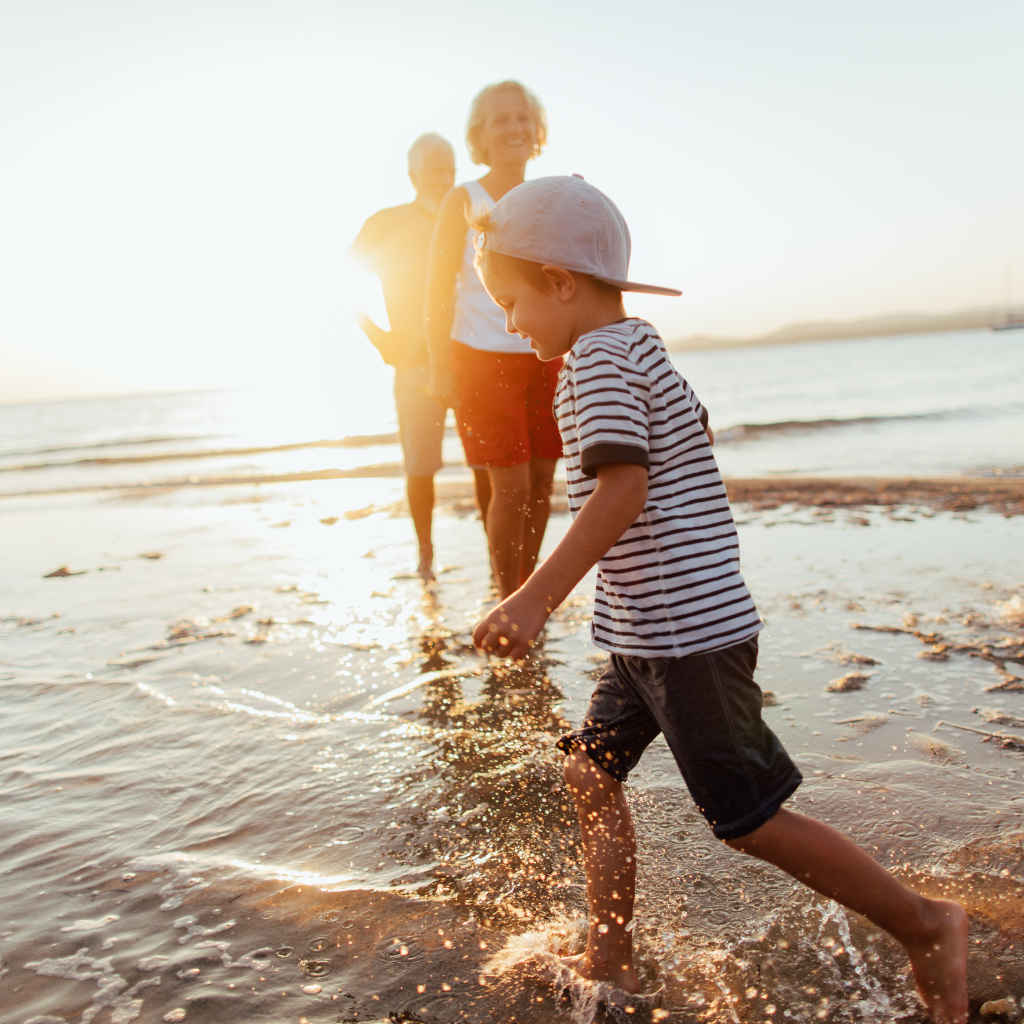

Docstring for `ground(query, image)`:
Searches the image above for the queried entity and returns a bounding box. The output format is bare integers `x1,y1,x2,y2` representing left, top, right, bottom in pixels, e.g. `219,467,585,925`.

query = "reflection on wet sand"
410,625,580,926
5,488,1024,1023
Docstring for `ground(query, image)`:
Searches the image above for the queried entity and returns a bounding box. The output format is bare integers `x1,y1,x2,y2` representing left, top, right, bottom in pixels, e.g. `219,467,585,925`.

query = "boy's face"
479,259,574,362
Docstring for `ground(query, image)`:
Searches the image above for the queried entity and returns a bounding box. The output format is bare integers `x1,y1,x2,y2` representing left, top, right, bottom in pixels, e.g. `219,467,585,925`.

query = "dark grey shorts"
557,636,801,840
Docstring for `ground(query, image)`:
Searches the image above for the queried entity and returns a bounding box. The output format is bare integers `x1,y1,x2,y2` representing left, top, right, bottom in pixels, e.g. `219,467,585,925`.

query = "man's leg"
405,473,436,581
562,751,642,994
521,457,557,585
726,808,968,1024
485,463,531,598
394,369,445,580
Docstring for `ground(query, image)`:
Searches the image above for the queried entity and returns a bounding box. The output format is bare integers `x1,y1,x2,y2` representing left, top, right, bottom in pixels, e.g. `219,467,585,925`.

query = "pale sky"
2,0,1021,400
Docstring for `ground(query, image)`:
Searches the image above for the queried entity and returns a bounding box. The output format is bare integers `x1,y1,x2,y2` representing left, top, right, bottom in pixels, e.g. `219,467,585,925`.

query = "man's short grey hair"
407,133,454,176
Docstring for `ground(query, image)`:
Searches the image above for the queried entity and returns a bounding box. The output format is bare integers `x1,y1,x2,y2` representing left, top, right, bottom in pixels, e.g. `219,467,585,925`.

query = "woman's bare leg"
486,463,530,598
472,467,492,528
521,457,557,585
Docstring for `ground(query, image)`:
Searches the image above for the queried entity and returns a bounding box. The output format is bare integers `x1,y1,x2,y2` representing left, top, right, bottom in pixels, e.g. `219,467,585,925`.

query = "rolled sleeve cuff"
581,443,649,478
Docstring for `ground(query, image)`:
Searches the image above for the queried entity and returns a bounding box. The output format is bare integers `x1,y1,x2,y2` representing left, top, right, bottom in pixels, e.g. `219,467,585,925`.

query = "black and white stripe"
555,318,762,657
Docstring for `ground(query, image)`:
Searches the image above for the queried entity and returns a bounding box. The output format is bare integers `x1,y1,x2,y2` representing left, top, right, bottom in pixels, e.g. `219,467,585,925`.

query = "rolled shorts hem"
555,734,631,784
710,769,803,840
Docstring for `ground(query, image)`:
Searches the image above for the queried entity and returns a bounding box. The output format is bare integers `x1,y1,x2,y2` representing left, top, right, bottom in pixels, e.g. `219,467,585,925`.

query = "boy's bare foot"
560,951,643,995
905,899,969,1024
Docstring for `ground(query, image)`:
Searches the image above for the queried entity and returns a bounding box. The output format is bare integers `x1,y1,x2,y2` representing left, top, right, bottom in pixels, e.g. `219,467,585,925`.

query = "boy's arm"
473,463,649,659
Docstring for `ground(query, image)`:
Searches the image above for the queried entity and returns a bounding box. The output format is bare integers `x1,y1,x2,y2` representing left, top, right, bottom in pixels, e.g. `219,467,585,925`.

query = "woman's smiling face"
478,88,537,167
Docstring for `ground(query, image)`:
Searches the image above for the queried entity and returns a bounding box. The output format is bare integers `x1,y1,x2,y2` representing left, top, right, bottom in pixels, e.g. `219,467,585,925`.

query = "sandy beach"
3,470,1023,1023
3,328,1023,1024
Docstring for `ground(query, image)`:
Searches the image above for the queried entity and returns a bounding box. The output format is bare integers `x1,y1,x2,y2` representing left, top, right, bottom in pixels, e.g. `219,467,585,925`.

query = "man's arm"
350,212,400,366
424,186,466,403
356,313,399,367
473,463,649,659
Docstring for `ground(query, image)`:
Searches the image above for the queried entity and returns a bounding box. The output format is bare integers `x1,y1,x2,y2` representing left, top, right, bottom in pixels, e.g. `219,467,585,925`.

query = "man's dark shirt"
352,200,435,368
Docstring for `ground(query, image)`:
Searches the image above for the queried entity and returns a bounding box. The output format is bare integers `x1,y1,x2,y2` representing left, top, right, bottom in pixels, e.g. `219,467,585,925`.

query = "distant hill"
668,305,1001,352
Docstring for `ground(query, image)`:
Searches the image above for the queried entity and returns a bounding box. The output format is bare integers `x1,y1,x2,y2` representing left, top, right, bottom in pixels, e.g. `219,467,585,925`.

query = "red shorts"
452,341,563,468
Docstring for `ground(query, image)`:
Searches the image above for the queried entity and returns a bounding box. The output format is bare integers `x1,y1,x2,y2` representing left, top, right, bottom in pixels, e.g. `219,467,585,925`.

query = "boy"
470,176,968,1024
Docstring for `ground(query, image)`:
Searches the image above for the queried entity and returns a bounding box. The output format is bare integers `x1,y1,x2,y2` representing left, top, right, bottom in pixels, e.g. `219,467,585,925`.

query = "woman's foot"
904,899,969,1024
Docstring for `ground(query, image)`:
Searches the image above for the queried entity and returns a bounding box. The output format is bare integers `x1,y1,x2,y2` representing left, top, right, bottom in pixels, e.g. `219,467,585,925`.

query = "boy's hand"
473,463,648,662
473,590,550,660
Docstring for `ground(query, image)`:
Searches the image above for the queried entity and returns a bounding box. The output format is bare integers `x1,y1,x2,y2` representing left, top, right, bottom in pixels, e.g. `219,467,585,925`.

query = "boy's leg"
726,808,968,1024
635,639,967,1022
563,750,643,994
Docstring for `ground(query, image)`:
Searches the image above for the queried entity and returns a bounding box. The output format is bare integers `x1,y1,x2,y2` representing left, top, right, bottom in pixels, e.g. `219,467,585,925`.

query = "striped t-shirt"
554,318,762,658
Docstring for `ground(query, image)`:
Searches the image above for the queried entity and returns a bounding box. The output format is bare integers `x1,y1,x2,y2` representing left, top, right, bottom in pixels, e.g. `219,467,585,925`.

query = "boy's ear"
541,265,576,299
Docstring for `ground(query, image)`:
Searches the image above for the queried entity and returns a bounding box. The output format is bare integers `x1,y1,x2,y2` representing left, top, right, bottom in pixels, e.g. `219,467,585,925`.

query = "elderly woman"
426,80,561,598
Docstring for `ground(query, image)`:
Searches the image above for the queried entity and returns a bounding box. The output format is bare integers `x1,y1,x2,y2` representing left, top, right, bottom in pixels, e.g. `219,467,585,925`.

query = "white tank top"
451,179,533,354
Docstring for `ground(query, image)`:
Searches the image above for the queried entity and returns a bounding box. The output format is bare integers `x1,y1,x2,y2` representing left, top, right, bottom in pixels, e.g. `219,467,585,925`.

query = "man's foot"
560,951,643,995
905,899,969,1024
416,545,435,582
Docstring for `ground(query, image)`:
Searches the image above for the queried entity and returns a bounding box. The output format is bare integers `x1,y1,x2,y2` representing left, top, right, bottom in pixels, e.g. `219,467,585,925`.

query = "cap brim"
595,276,682,297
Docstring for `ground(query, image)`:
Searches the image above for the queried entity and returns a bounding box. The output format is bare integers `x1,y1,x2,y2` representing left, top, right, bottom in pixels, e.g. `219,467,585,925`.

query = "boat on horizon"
992,314,1024,332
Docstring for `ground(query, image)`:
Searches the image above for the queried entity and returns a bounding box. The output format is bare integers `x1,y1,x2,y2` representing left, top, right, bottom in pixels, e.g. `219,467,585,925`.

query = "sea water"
2,328,1023,1023
2,328,1022,499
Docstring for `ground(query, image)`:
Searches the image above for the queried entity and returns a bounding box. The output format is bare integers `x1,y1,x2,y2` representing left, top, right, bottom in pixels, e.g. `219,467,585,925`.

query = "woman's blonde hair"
466,80,548,166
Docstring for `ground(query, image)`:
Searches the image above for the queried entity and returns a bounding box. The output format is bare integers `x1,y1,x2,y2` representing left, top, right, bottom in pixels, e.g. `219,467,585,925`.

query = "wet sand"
2,478,1023,1023
441,474,1024,520
6,472,1024,519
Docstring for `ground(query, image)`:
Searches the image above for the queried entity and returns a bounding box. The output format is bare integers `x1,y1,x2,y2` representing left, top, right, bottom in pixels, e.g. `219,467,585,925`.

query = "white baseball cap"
477,175,681,297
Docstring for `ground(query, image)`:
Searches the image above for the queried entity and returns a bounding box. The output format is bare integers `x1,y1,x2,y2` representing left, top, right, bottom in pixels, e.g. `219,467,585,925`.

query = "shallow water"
3,479,1023,1022
2,329,1023,502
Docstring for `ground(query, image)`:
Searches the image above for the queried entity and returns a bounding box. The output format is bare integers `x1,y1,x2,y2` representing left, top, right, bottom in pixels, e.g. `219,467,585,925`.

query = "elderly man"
353,133,487,580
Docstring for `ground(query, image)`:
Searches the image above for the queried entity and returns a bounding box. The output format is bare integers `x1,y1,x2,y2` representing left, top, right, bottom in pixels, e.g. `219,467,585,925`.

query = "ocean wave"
0,434,218,460
0,412,957,473
715,406,986,442
0,462,408,498
0,433,405,473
